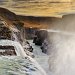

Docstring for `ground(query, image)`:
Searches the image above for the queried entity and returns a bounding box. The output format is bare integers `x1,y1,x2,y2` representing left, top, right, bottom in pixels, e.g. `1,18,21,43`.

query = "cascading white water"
48,30,75,75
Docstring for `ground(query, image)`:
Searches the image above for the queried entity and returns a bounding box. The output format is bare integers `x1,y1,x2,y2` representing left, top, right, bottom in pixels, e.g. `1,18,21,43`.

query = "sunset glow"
0,0,75,17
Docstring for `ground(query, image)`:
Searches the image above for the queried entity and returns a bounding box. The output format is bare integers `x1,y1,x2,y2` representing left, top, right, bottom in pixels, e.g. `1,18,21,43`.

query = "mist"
48,14,75,75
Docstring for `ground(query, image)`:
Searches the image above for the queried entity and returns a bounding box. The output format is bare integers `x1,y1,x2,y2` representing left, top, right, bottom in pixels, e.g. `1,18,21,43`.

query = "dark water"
0,0,75,17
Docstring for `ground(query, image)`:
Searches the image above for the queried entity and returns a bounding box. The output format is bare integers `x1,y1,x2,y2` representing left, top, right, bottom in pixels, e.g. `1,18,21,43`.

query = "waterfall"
9,26,20,42
48,29,75,75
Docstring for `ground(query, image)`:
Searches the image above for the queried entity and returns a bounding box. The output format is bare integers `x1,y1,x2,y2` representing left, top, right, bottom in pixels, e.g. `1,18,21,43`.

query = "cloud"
0,0,9,5
0,0,74,17
0,0,8,2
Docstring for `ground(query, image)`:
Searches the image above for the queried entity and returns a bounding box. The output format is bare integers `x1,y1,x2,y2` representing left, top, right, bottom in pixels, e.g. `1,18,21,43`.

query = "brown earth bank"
0,7,75,32
1,7,75,41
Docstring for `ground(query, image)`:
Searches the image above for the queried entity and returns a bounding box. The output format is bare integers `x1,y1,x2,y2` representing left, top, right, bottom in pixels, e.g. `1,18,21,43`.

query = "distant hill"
0,7,17,21
0,7,59,28
1,7,75,31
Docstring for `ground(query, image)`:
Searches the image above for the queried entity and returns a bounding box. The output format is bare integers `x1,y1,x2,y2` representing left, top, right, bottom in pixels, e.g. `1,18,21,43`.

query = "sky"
0,0,75,17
